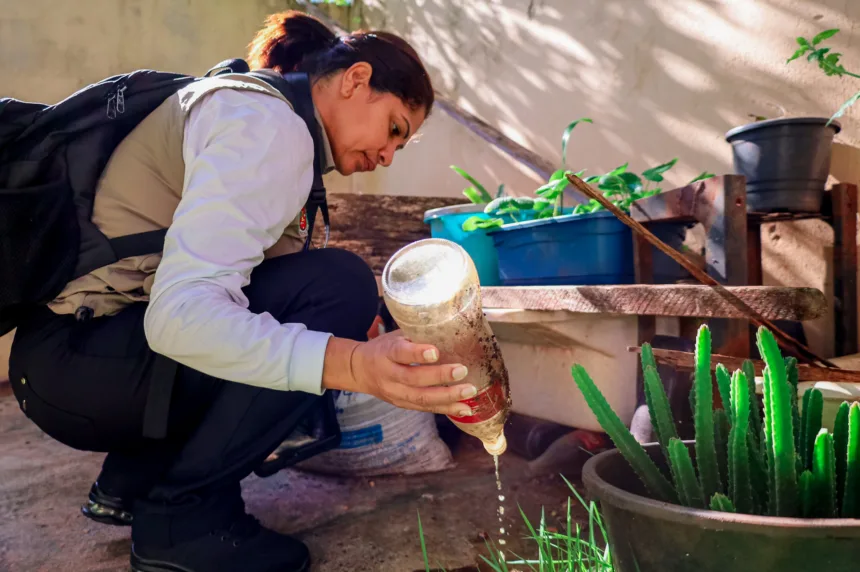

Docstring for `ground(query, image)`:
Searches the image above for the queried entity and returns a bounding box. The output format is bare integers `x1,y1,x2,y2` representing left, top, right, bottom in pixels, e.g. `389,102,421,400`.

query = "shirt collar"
313,106,335,175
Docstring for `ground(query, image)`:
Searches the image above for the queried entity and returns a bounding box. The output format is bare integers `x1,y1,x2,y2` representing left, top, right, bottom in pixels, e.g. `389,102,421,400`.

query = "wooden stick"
566,173,837,368
628,346,860,383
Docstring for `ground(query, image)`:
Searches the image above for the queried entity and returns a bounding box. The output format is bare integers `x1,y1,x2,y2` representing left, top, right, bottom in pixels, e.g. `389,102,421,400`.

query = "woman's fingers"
388,335,441,365
385,383,476,417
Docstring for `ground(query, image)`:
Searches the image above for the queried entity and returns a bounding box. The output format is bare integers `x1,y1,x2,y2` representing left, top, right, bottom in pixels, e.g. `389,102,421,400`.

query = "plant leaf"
463,186,487,204
834,401,850,510
709,493,737,513
619,172,643,193
561,118,593,166
643,364,679,460
841,403,860,518
549,168,567,182
689,171,716,184
642,158,679,182
812,28,840,45
461,215,504,232
609,163,629,176
598,174,626,193
451,165,492,202
828,89,860,125
668,438,704,508
495,184,506,199
729,370,753,514
787,45,811,64
812,429,837,518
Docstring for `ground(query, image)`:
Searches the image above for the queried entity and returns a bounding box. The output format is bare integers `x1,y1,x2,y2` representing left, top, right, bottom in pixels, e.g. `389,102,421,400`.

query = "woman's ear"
339,62,373,98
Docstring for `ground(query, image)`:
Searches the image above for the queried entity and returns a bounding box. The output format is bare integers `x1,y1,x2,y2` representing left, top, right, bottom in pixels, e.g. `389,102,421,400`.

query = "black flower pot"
725,117,841,213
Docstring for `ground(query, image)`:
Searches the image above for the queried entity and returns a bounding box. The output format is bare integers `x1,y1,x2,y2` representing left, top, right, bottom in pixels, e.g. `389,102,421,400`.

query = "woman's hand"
322,332,476,417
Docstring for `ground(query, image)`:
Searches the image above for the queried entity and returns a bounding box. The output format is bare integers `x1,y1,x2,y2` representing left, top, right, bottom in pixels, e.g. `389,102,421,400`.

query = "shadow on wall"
361,0,860,195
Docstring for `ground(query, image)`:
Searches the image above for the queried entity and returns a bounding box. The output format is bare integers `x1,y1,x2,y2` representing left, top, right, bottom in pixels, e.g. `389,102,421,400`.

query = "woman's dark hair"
248,11,434,114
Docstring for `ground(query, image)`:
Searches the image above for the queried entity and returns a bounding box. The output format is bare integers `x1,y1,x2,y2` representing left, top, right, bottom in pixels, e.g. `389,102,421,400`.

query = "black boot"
130,513,309,572
130,489,310,572
80,482,133,527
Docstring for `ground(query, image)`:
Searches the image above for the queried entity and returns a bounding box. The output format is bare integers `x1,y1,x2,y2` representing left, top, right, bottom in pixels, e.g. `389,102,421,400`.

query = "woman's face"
314,62,427,176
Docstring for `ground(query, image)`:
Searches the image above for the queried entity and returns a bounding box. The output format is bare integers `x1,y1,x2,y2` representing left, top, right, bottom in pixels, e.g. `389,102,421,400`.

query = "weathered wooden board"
628,346,860,384
325,193,463,275
481,285,827,321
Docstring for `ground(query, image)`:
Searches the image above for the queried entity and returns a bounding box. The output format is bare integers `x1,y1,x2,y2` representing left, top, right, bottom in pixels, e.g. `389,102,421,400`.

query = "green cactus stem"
841,403,860,518
800,470,815,518
812,429,837,518
786,357,801,454
801,389,824,471
757,327,798,517
761,366,776,515
834,401,850,511
643,364,678,459
728,370,753,514
716,364,733,418
709,493,737,513
572,364,678,503
742,359,763,450
694,325,722,502
714,409,731,495
748,432,768,515
668,438,704,508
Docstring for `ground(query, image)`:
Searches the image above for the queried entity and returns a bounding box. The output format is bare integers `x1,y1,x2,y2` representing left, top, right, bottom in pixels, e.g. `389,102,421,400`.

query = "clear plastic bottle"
382,238,510,455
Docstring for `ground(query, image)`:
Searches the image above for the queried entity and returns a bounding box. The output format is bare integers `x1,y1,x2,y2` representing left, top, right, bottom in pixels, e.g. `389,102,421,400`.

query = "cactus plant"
801,389,824,470
786,357,801,454
834,401,850,510
694,325,722,501
728,370,753,514
709,493,737,513
571,364,678,503
574,323,860,521
742,359,763,450
812,429,837,518
668,438,704,508
715,364,733,418
842,403,860,518
644,364,678,459
757,328,799,517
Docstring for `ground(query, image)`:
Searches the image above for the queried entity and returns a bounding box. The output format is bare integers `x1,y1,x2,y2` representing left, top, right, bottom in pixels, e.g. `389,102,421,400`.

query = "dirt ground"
0,383,586,572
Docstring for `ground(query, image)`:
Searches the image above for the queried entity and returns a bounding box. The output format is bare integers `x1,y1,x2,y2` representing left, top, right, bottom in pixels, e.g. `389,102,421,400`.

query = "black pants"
9,248,378,546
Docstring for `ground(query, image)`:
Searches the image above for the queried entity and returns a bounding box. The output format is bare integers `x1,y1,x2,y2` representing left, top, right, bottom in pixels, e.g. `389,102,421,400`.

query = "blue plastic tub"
488,210,689,286
423,203,501,286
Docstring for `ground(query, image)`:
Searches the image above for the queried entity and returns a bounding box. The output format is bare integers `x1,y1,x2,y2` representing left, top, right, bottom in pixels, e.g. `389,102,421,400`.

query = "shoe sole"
81,502,132,527
130,548,310,572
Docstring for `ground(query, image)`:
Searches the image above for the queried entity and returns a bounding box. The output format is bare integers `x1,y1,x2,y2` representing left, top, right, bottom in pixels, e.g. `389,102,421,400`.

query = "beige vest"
49,74,321,318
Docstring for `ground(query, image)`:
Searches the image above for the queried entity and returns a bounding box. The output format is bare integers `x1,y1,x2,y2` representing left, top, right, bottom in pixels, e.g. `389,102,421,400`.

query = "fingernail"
461,385,478,399
423,349,438,362
457,408,472,417
452,365,468,381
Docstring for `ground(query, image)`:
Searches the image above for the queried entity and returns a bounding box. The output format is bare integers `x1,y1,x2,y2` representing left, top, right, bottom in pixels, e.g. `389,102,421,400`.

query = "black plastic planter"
725,117,841,213
583,442,860,572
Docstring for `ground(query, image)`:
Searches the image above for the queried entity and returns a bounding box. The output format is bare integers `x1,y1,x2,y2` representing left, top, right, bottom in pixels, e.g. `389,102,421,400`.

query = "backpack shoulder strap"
246,70,329,251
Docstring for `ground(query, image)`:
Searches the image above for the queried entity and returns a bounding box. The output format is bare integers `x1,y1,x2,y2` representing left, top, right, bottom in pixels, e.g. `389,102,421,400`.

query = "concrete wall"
2,0,860,373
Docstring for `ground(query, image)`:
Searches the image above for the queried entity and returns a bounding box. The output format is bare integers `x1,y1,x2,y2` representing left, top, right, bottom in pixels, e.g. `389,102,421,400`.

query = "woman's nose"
378,142,398,167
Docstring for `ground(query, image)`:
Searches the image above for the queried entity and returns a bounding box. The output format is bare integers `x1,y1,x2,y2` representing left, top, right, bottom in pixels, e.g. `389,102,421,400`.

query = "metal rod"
566,173,837,368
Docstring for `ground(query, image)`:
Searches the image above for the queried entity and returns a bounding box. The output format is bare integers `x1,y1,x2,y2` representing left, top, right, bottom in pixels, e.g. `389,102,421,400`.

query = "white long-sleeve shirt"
143,88,331,396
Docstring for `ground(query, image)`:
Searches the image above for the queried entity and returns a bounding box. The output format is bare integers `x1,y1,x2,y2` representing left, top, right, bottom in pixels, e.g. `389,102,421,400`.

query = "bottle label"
450,381,506,424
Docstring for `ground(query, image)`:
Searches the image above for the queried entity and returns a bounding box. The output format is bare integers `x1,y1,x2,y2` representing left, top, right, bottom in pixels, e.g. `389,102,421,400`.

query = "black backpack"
0,58,330,337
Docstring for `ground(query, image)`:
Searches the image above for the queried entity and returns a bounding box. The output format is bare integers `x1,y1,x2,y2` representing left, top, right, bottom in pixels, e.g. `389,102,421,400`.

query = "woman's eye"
391,123,401,137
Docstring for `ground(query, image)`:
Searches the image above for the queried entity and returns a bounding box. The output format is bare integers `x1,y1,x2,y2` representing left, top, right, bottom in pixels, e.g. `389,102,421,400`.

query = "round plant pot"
582,441,860,572
423,203,500,286
488,211,689,286
725,117,841,213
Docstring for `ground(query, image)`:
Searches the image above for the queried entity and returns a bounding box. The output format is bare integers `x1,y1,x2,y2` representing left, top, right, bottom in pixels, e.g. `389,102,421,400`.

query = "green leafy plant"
461,118,716,233
787,28,860,125
573,323,860,519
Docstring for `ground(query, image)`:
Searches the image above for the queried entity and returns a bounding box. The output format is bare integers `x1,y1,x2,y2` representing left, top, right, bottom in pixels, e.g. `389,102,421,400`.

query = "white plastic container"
382,238,510,454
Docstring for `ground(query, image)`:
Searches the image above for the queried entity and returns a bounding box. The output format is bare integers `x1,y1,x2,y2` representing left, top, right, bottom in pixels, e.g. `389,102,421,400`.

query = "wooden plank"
628,346,860,384
325,193,462,275
831,183,859,356
480,285,827,320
